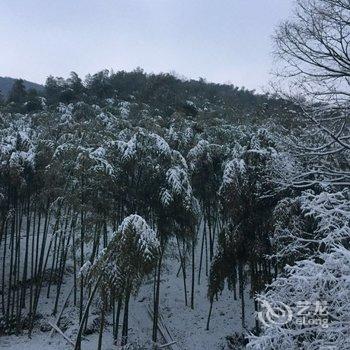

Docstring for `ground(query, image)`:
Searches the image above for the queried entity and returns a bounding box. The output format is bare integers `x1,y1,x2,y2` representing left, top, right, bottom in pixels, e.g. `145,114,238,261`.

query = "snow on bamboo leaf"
88,214,160,287
187,140,211,170
221,159,246,187
117,135,137,161
165,166,193,205
160,188,173,207
84,214,160,347
150,133,171,156
118,214,160,262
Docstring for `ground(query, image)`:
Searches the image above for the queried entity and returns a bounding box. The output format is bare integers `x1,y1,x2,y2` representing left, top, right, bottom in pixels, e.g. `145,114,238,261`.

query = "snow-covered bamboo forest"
1,0,350,349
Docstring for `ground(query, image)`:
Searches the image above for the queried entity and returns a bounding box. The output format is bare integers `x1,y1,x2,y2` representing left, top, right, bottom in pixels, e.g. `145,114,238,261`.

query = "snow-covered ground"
0,240,254,350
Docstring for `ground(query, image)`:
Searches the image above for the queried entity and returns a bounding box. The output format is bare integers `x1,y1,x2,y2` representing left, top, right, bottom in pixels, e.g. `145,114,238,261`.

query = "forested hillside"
0,70,303,349
0,77,43,97
1,69,298,125
1,1,350,349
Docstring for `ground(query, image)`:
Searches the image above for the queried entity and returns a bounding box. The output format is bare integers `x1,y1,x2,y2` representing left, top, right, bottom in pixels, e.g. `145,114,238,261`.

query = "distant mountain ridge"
0,76,44,96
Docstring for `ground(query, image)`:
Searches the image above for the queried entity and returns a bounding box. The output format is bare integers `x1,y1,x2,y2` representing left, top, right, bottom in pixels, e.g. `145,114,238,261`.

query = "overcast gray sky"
0,0,293,90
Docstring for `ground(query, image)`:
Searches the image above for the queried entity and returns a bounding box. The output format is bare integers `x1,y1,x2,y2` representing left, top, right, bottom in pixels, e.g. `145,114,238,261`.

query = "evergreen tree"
7,79,27,104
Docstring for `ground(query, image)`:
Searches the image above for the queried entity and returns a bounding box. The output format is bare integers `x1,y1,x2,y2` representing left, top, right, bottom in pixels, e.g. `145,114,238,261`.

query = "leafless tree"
274,0,350,187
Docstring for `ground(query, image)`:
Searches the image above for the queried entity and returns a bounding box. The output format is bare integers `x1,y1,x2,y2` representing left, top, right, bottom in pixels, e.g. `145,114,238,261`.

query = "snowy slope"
0,238,254,350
